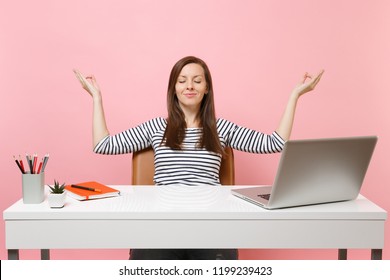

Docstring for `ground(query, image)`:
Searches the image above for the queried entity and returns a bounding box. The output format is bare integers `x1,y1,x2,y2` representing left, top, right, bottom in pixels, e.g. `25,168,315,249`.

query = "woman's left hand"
276,69,324,141
292,70,324,98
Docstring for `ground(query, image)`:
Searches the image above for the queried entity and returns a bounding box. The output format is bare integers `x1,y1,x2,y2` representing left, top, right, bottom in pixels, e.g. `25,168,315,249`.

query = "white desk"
3,185,387,260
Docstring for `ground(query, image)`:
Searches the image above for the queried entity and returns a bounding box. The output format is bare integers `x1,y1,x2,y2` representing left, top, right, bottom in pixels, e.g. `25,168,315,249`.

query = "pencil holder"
22,172,45,204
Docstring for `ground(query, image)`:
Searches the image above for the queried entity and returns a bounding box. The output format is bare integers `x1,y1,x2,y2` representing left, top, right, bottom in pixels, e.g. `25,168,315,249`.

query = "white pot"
48,192,66,208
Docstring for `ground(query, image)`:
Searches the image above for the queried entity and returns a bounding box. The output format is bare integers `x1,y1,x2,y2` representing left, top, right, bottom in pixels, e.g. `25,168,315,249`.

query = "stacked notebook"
65,181,120,201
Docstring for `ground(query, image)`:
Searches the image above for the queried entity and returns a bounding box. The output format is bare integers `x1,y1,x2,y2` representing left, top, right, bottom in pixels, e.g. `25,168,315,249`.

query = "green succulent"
49,180,66,194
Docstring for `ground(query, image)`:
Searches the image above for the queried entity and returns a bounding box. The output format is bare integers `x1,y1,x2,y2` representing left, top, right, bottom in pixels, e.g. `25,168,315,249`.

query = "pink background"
1,0,389,260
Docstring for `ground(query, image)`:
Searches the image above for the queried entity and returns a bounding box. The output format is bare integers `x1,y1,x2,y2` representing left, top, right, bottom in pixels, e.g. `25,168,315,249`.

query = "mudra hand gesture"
292,70,324,98
73,69,102,100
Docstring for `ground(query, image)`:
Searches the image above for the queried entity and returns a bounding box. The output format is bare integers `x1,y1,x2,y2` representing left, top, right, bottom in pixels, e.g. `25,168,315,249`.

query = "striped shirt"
94,117,285,185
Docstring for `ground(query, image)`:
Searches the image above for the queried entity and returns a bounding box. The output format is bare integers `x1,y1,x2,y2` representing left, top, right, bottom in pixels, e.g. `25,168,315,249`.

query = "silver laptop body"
231,136,377,209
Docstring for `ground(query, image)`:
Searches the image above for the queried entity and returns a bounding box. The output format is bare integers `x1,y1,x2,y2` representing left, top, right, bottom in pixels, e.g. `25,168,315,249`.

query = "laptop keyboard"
257,194,271,201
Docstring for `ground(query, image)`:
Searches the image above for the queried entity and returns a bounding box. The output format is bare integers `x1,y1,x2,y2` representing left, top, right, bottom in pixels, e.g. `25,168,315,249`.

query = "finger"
315,69,324,78
302,73,308,83
74,71,89,89
308,70,324,89
312,70,324,85
91,75,97,83
73,69,85,80
303,72,314,83
77,75,88,87
305,72,312,79
73,70,84,81
75,74,86,86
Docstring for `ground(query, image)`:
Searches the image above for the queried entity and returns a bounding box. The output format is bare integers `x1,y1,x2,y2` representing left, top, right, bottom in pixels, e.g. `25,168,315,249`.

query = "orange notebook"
65,181,120,201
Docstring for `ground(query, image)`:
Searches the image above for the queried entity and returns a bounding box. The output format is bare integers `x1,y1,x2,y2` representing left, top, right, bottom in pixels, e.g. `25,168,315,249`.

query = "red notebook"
65,181,120,201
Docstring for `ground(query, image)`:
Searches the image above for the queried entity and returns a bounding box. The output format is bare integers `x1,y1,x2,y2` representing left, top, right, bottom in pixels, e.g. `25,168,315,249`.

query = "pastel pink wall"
1,0,389,260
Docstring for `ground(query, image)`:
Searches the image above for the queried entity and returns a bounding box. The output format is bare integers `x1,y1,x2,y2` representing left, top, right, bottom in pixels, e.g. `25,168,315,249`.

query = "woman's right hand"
73,69,109,147
73,69,102,100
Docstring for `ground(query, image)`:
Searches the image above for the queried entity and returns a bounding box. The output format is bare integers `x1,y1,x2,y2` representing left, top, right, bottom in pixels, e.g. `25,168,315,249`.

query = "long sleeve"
217,118,285,154
93,117,167,155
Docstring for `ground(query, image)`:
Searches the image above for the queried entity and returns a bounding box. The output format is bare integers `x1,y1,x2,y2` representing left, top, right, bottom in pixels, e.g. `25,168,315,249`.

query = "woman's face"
175,63,208,112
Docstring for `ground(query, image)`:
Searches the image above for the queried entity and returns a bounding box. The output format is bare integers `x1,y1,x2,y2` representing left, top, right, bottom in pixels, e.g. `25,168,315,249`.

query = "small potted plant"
47,180,66,208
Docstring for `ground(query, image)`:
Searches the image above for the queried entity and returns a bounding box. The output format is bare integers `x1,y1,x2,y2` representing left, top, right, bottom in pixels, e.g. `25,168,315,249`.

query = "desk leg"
338,249,347,260
8,249,19,260
41,249,50,260
371,249,382,260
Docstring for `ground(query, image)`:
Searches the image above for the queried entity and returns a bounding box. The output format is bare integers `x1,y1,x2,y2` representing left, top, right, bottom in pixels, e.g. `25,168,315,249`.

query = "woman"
74,56,323,259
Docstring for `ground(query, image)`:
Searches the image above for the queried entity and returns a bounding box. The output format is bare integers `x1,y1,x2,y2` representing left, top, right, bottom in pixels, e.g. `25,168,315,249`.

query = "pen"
71,184,102,192
32,153,37,174
37,160,43,174
26,154,33,174
18,155,25,173
14,156,25,174
41,154,49,172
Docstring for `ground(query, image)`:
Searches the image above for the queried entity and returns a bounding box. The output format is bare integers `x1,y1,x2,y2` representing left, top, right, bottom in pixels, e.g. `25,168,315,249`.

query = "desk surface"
4,185,387,220
3,185,387,253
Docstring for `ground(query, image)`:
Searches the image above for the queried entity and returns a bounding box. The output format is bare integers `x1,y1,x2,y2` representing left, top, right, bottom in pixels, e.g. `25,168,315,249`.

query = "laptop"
231,136,377,209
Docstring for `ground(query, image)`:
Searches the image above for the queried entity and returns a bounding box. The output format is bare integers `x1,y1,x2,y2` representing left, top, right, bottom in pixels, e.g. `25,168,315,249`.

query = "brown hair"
163,56,224,155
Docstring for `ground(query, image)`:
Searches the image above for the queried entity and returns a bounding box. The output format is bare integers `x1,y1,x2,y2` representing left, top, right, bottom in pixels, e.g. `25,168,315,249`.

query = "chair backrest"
132,147,235,185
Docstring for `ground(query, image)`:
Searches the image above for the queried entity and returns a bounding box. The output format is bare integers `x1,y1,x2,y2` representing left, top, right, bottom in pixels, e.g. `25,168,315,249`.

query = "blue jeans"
129,249,238,260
